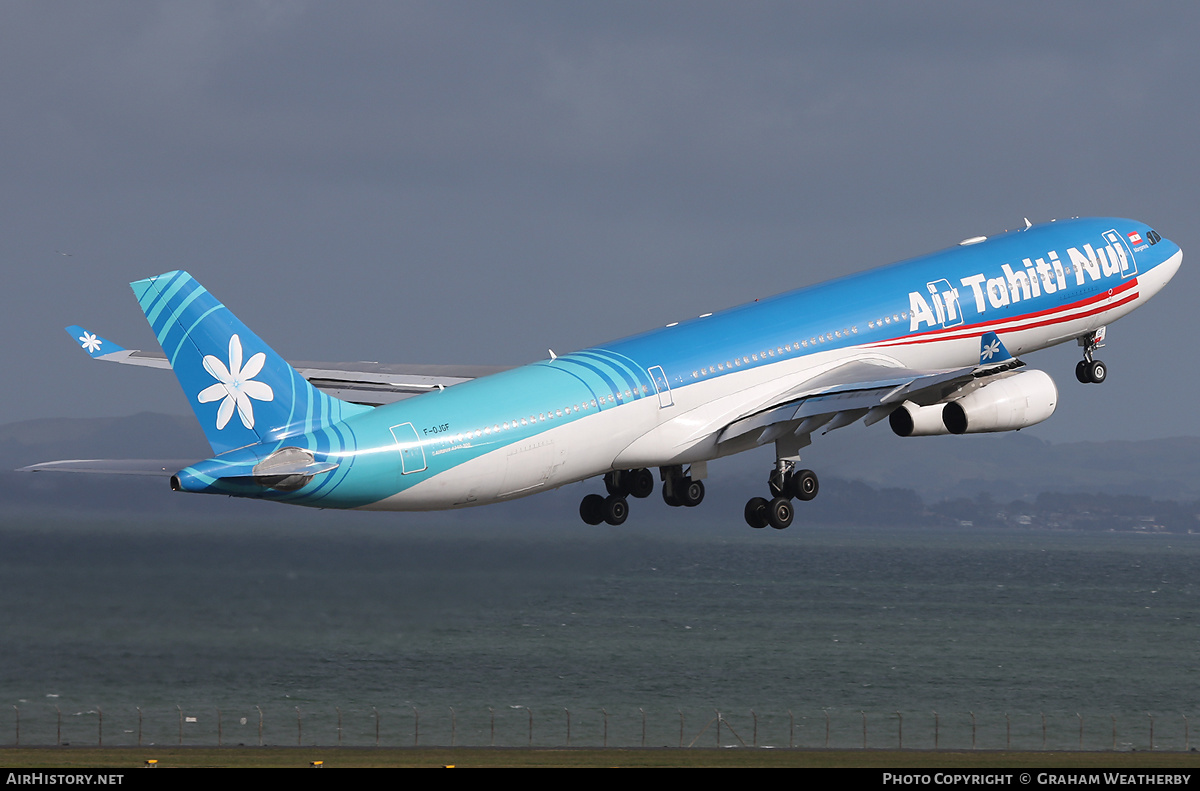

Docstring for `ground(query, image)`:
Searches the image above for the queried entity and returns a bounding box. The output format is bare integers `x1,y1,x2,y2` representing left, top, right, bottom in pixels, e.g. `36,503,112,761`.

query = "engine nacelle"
943,369,1057,434
889,369,1058,436
889,401,953,436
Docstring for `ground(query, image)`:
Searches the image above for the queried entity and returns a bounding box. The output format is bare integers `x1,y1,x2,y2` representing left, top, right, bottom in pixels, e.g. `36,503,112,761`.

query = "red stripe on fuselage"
866,277,1139,349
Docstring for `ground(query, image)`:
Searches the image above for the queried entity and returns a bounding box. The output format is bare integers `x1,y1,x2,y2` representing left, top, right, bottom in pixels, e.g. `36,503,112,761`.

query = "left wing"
711,332,1023,450
65,326,510,406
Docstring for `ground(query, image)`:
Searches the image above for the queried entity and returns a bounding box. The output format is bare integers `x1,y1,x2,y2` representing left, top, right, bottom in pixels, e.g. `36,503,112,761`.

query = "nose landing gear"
1076,328,1107,384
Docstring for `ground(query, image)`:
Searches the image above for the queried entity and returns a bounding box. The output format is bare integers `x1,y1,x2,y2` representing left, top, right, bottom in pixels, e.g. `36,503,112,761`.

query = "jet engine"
889,369,1058,437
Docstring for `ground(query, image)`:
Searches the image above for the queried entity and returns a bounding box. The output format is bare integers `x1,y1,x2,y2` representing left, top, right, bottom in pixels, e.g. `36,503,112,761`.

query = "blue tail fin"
131,271,371,455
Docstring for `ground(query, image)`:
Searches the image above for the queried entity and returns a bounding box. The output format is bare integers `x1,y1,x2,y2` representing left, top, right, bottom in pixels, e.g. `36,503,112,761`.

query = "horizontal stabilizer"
172,446,339,494
18,459,194,476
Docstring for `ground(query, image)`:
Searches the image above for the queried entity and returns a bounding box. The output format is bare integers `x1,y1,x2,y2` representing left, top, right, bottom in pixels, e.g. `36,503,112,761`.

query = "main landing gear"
744,460,818,530
1075,327,1107,385
661,465,705,509
579,468,649,526
579,466,705,525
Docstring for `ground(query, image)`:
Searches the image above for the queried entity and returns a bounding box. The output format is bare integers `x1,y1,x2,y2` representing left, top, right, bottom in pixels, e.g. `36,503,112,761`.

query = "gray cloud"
4,1,1197,444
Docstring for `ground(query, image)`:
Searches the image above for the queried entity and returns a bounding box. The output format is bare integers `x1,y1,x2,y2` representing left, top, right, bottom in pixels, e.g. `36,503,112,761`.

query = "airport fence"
7,705,1196,751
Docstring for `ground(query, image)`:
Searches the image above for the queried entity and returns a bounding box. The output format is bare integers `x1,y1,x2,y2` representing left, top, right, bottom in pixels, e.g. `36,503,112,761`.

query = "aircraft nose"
1153,244,1183,288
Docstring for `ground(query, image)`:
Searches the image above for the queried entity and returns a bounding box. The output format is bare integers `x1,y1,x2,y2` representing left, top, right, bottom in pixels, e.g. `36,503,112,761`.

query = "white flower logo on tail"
197,334,274,430
78,332,102,353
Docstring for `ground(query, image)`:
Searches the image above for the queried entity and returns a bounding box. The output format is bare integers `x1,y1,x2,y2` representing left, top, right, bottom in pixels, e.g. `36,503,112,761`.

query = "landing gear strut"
745,459,819,529
1076,327,1107,384
661,464,705,508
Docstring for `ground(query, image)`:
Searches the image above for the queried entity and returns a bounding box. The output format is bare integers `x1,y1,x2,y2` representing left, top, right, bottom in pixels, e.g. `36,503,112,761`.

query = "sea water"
2,518,1196,750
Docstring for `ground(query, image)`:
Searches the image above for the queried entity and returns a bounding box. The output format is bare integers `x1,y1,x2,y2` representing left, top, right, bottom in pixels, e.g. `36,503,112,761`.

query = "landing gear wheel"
744,497,769,529
579,494,605,526
628,468,655,499
679,479,705,507
790,469,819,501
1075,360,1090,384
604,471,626,496
602,495,629,526
767,497,794,530
1087,359,1106,384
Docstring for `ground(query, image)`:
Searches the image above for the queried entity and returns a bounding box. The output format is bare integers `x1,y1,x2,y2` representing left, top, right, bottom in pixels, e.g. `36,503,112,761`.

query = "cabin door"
648,365,673,408
389,422,427,475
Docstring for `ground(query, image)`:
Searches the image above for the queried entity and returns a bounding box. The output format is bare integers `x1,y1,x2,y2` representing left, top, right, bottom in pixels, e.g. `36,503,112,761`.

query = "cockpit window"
1148,230,1161,245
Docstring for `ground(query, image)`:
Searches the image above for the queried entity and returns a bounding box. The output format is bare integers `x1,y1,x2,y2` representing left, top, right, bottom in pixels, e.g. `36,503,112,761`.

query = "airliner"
26,217,1181,529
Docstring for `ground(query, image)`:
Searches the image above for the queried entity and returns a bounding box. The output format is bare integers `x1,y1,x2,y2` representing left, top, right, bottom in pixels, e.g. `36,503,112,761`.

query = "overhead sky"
4,2,1197,444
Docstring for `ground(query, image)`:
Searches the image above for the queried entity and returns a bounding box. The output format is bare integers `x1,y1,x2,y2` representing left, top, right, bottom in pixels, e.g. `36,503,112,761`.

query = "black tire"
1088,359,1107,384
579,494,605,525
602,495,629,526
744,497,769,528
628,468,655,499
1075,360,1090,384
767,496,793,530
791,469,819,501
604,471,627,497
680,479,705,507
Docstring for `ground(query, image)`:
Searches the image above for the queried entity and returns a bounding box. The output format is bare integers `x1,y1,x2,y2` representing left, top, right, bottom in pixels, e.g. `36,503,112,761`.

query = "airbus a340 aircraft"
27,217,1180,529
